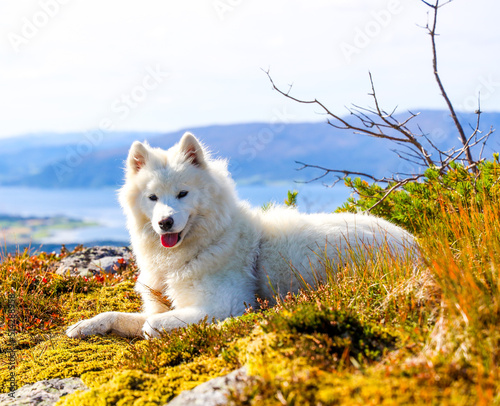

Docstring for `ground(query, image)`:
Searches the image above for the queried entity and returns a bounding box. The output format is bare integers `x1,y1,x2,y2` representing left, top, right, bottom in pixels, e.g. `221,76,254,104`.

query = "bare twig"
295,162,392,184
366,72,435,167
367,176,424,212
421,0,476,172
264,69,409,144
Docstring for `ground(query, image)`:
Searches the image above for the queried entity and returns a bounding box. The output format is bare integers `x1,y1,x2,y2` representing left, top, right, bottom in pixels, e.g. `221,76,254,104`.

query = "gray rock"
0,377,88,405
166,367,251,406
56,246,133,277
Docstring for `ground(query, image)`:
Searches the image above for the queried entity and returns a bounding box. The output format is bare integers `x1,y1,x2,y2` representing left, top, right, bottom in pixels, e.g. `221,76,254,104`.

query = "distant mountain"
1,110,499,188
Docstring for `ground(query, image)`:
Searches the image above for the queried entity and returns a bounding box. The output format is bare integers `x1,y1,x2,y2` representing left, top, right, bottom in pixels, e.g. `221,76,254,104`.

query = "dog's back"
253,206,416,301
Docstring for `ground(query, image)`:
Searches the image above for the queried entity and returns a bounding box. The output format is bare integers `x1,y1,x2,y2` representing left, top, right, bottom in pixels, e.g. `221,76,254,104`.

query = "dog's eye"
177,190,188,199
148,194,158,202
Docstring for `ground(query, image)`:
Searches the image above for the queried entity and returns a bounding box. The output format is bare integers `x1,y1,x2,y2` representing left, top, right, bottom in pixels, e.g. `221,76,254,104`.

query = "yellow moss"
80,369,117,388
0,336,128,387
0,335,131,392
315,371,477,406
65,280,141,323
236,368,476,406
243,328,321,381
58,356,235,406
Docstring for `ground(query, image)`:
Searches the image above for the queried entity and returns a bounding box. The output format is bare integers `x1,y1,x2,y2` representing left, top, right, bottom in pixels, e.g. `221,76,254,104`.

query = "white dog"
67,133,415,339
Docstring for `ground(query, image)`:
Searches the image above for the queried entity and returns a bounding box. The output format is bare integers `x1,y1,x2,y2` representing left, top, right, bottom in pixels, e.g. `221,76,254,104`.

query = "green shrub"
337,157,500,235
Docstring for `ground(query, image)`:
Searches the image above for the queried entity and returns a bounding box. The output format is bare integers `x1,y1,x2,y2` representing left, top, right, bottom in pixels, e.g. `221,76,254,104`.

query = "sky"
1,0,499,139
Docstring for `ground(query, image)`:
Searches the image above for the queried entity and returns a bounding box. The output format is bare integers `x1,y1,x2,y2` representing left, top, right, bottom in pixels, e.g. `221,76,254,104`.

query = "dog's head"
119,132,236,249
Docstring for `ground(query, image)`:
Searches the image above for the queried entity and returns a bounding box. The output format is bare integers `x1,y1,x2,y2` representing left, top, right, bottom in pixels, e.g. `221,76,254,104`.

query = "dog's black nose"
158,217,174,231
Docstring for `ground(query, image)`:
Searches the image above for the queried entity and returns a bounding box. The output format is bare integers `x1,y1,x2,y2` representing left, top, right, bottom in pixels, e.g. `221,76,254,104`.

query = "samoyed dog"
67,133,415,339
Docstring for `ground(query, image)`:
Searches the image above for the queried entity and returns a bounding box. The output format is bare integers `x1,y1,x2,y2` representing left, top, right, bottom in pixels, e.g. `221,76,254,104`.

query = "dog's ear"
127,141,149,174
179,132,206,168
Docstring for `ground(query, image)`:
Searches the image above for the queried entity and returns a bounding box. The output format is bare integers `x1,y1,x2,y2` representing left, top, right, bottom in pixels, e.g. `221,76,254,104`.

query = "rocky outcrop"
56,246,133,277
0,378,88,405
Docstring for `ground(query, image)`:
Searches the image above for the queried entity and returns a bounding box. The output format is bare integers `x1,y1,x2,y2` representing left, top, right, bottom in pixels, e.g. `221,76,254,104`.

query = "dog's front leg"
66,312,147,338
143,307,214,339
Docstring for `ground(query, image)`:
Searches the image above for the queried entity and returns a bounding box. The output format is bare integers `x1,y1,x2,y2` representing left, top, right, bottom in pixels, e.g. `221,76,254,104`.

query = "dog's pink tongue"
161,233,179,248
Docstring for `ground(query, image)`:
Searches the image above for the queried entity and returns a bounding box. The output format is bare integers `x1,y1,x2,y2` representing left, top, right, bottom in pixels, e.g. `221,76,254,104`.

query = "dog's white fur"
66,133,415,339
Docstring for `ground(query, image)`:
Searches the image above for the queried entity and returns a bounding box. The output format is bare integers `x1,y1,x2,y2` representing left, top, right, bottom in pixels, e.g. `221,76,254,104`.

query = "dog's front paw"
142,321,160,339
66,313,115,338
142,313,183,339
143,309,208,339
142,314,168,339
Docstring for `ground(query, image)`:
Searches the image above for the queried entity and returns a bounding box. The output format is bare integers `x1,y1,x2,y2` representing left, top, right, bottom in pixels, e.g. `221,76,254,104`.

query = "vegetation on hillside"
0,167,499,404
0,215,98,245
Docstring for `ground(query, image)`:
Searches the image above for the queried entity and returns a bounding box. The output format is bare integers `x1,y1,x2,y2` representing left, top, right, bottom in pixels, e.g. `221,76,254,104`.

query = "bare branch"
366,72,435,166
295,162,391,184
421,0,454,8
391,148,427,168
367,176,424,213
263,0,495,209
264,69,409,143
422,0,476,171
478,128,494,162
